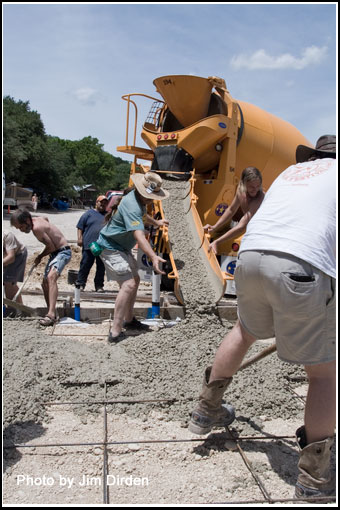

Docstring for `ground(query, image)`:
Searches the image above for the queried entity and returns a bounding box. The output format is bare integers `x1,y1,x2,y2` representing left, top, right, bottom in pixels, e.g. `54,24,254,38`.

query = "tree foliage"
3,96,46,182
3,96,132,197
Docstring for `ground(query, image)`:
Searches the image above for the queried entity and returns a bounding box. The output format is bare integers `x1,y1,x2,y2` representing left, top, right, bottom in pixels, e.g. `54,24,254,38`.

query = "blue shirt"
76,209,106,250
97,190,146,252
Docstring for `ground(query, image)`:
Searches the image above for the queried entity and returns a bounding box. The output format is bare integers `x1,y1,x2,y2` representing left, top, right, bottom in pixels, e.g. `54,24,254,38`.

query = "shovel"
3,297,40,317
12,262,37,302
238,343,277,371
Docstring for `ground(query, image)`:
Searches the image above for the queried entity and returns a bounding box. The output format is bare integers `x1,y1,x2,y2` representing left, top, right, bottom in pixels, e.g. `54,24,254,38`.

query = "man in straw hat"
189,135,336,499
96,171,169,343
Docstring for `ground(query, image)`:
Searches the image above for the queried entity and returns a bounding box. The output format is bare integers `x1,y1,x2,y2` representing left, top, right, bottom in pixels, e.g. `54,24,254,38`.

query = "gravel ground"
3,189,305,434
3,193,334,505
3,316,306,434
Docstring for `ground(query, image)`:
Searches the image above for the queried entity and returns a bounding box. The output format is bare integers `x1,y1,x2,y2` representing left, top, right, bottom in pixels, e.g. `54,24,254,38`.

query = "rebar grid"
102,381,109,504
4,380,336,505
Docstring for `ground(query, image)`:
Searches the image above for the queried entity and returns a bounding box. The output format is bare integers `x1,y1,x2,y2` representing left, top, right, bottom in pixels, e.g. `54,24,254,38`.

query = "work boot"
188,366,235,435
295,425,335,498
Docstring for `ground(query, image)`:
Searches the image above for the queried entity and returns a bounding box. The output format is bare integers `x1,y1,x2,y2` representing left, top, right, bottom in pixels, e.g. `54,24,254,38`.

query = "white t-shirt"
239,158,336,278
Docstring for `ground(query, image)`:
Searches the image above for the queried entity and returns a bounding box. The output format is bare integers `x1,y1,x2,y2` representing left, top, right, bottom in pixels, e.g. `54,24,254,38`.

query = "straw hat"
131,172,170,200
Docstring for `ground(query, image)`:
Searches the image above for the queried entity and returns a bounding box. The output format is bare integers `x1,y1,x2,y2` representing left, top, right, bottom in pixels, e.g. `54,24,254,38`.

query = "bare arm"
133,229,166,275
204,193,240,233
3,248,16,266
32,229,58,265
209,192,265,254
145,215,169,228
209,212,251,254
77,228,83,247
32,218,68,265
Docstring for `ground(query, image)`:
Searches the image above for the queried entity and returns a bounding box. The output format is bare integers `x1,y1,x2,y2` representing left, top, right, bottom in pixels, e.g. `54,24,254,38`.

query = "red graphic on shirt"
282,160,333,182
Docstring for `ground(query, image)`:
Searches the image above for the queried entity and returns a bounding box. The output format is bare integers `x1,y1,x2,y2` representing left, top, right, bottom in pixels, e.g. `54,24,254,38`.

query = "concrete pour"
5,192,332,505
4,183,305,439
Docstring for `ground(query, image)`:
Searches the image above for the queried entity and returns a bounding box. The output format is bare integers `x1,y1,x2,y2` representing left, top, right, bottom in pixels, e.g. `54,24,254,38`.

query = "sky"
3,2,337,162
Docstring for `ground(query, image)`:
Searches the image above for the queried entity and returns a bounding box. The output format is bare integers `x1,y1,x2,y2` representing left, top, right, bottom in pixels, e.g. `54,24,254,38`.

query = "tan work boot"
295,426,335,498
188,366,235,435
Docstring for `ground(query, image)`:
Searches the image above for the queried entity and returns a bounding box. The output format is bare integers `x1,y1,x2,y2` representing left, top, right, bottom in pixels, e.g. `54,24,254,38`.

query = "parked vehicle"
3,182,33,210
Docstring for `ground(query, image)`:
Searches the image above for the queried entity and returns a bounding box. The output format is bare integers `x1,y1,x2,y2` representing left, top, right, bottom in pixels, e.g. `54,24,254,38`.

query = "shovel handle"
239,343,277,371
12,263,36,302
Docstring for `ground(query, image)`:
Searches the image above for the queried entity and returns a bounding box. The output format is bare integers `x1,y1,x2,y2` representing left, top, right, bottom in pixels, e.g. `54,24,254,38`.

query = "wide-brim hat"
131,172,170,200
296,135,336,163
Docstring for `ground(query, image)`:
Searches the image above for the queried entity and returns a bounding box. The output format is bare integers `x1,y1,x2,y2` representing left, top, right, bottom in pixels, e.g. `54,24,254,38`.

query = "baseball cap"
96,195,108,202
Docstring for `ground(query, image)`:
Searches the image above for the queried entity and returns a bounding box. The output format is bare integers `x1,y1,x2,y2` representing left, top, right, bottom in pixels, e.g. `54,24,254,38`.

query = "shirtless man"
10,209,72,326
203,166,265,254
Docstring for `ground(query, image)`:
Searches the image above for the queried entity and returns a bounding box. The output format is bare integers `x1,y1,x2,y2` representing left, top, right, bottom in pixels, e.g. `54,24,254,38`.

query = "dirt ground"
3,207,337,506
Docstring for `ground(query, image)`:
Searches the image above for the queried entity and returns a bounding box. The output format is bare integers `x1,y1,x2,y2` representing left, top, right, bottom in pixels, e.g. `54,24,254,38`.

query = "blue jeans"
44,247,71,278
76,249,105,289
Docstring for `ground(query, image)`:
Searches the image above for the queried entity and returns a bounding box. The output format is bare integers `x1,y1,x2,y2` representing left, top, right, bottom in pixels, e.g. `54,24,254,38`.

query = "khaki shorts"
235,250,336,365
100,249,139,282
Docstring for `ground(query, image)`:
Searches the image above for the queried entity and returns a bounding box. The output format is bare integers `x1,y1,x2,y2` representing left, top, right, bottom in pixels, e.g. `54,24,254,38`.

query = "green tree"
43,136,76,197
3,96,133,198
66,136,131,192
3,96,46,183
98,154,131,191
108,161,131,190
68,136,105,186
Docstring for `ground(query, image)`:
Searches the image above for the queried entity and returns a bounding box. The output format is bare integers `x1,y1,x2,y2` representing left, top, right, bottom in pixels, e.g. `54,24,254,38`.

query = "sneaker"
76,283,85,290
123,317,151,331
108,331,126,344
95,287,105,293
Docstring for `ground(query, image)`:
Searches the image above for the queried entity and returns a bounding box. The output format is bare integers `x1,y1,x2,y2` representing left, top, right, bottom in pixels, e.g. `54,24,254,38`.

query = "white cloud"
72,87,100,106
230,46,328,70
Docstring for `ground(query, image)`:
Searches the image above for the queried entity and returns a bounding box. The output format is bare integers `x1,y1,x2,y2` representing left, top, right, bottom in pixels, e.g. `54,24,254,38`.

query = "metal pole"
151,269,161,318
74,285,81,321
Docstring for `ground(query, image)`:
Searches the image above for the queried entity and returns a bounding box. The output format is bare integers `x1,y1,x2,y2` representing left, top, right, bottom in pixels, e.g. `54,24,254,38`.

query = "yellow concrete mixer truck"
117,75,312,305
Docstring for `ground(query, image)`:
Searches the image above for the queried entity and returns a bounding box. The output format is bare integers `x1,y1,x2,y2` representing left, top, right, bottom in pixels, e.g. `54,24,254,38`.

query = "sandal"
123,317,151,331
39,315,57,327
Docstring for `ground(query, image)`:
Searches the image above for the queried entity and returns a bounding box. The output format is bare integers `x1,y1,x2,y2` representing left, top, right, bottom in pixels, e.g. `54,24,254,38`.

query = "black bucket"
67,270,79,285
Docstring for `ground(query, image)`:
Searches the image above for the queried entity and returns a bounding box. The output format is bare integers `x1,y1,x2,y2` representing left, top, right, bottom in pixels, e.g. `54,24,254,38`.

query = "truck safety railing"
120,93,165,148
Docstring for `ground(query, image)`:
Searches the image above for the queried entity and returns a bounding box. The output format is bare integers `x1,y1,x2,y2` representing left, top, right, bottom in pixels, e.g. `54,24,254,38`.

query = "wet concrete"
4,181,305,442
